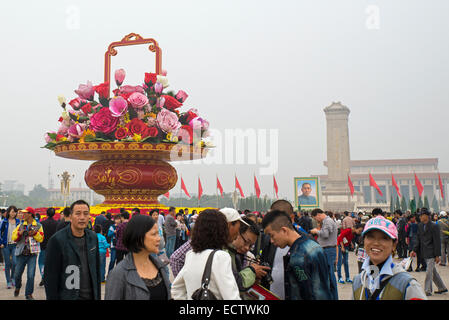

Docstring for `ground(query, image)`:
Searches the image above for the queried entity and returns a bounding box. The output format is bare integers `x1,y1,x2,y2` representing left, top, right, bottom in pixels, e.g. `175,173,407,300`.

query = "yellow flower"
57,95,66,105
133,134,142,142
149,113,156,118
166,133,172,141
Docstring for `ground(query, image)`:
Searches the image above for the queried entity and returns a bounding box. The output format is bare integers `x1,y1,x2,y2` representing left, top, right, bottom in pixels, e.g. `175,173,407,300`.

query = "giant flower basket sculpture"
44,33,210,207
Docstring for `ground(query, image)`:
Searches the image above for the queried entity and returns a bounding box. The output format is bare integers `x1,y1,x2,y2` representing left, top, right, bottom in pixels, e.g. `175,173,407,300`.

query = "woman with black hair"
171,209,241,300
105,214,170,300
0,206,20,288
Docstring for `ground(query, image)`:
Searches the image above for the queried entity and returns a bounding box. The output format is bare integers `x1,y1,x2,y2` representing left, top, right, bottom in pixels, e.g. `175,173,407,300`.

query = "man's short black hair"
420,207,431,215
132,208,140,214
310,208,324,217
372,208,383,216
270,199,294,216
123,215,157,253
94,224,102,234
46,207,55,218
62,207,71,217
114,214,121,220
239,217,260,236
262,210,294,231
169,206,176,212
70,199,90,213
122,211,130,220
394,209,403,216
149,209,159,215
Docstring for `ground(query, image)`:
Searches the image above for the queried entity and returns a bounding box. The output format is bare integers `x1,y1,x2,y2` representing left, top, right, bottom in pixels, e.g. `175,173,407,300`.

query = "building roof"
323,158,438,167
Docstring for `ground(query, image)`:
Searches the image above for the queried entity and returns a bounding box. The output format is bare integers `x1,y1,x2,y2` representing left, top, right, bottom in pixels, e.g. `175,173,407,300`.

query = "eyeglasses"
240,232,255,250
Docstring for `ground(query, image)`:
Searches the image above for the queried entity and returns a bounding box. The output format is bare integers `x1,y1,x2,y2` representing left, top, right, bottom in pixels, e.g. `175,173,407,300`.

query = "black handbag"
191,249,218,300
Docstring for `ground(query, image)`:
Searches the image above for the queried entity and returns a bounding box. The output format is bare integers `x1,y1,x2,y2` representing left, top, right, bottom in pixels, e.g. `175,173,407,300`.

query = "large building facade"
315,158,449,212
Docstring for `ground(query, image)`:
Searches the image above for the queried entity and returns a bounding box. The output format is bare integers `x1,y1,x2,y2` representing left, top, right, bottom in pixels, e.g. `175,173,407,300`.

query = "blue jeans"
38,249,46,277
323,246,338,300
165,235,176,258
337,247,350,280
100,252,106,282
108,248,116,272
14,254,37,296
2,244,17,285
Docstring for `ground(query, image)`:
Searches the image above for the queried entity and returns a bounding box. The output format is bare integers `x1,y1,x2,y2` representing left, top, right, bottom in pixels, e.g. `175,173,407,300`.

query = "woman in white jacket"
171,209,241,300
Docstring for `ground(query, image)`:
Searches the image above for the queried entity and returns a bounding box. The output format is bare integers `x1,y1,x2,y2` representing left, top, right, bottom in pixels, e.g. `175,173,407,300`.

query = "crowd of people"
0,200,447,300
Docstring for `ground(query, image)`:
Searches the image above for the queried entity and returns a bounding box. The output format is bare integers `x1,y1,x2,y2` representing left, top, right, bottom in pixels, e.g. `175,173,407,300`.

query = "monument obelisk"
322,102,357,212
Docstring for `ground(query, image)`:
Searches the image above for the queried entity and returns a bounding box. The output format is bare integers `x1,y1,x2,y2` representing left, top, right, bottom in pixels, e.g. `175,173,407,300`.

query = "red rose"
119,92,133,101
56,134,65,141
81,102,93,115
114,127,129,140
58,117,63,122
144,73,157,85
112,88,120,96
178,125,194,144
90,107,119,134
142,126,159,138
126,118,146,135
162,95,183,111
94,82,110,99
68,98,83,110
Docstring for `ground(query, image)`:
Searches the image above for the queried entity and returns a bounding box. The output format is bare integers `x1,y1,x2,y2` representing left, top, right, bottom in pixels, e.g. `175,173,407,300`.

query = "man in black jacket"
38,207,59,286
411,208,448,296
43,200,101,300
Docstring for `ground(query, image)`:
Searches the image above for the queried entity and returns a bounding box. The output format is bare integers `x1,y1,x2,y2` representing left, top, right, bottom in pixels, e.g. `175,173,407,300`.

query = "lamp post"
58,171,74,208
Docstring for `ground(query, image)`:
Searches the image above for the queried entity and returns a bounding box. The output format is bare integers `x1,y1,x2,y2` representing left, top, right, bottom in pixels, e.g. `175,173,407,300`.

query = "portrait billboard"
294,177,320,208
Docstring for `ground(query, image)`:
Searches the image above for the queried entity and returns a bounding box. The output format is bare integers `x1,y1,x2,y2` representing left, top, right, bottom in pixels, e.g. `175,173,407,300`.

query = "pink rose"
44,131,56,143
146,117,157,127
74,81,95,100
156,108,181,133
156,96,165,108
57,124,69,136
175,90,188,103
90,107,119,134
119,85,145,95
109,96,128,117
114,69,126,86
68,123,85,138
128,92,149,109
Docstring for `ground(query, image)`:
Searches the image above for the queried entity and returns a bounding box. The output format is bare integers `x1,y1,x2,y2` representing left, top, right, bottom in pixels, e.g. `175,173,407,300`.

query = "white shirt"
171,249,241,300
270,246,290,300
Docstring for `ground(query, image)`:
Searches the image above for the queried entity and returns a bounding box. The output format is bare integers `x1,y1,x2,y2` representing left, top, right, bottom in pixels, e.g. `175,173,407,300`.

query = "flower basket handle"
104,33,162,98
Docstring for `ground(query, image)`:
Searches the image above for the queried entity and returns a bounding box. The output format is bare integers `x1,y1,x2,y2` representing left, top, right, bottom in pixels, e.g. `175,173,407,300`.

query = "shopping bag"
400,257,412,271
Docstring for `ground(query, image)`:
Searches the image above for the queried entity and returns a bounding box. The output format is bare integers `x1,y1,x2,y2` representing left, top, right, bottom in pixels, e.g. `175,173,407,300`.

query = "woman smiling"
352,216,426,300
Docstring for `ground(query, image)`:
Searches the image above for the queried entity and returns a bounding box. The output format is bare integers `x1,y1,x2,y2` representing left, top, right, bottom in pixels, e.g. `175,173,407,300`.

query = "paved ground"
0,252,448,300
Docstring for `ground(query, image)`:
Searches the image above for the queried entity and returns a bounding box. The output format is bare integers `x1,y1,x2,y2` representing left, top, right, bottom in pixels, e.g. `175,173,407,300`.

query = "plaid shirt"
169,240,192,278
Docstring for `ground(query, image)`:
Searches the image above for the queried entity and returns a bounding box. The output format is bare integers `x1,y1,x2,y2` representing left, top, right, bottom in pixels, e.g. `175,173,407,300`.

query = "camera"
260,262,273,285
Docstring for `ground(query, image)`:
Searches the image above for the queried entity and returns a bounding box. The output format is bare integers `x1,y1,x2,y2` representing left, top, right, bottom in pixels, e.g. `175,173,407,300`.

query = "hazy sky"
1,0,449,201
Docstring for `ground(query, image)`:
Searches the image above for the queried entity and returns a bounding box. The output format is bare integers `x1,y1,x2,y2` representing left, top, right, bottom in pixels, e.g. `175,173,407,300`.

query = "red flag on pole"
217,176,224,197
198,177,203,200
235,175,245,198
414,173,423,197
273,175,279,199
254,175,261,199
392,174,402,198
369,173,383,196
439,172,445,200
163,191,170,199
348,175,354,196
181,177,191,198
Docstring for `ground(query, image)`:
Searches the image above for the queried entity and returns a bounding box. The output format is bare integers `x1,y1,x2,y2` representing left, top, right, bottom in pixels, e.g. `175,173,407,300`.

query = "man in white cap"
438,211,449,266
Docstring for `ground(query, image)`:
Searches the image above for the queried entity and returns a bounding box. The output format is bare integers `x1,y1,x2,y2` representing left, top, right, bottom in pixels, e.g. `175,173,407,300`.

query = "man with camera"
226,216,271,298
11,207,44,300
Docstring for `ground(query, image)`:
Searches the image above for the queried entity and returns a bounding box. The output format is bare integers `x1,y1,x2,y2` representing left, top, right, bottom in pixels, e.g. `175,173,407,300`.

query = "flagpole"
197,174,200,208
180,175,183,208
216,174,219,209
253,172,256,211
